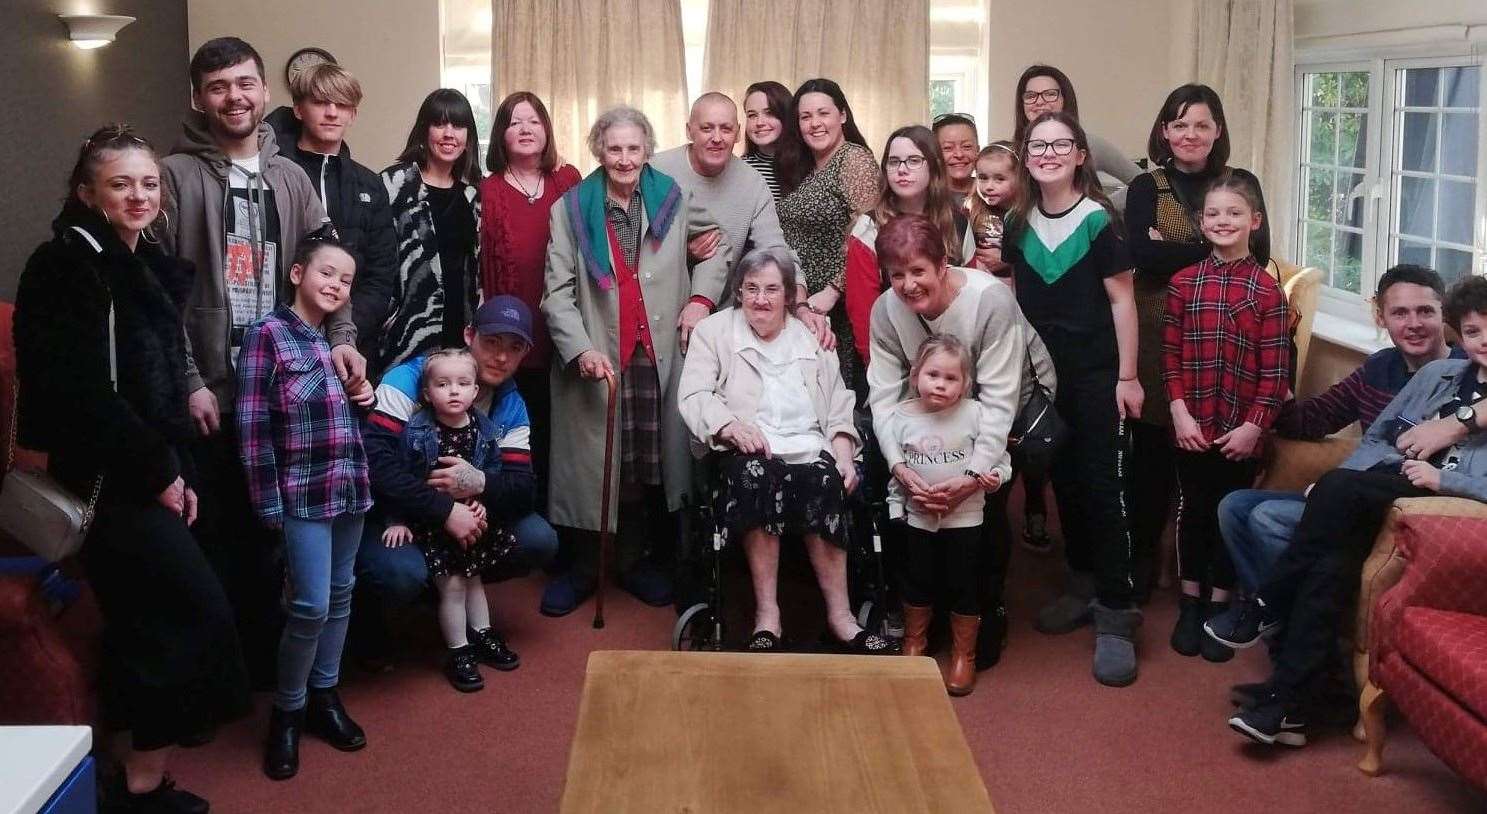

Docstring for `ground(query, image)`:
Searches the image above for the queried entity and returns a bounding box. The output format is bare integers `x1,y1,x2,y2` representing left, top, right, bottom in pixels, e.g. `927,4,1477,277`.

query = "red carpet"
169,527,1486,813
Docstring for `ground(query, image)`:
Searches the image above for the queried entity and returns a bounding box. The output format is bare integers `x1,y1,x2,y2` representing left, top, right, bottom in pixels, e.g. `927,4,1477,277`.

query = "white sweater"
882,399,986,530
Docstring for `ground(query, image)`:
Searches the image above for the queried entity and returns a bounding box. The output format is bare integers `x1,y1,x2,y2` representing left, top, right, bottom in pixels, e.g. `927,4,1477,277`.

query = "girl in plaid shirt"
236,237,376,780
1162,173,1289,662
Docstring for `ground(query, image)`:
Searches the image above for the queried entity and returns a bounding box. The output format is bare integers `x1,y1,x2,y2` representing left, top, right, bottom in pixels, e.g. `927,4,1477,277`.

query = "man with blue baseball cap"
353,295,558,671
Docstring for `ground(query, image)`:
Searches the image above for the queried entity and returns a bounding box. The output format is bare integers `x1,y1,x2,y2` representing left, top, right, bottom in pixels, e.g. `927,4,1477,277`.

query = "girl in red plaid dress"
1162,173,1290,661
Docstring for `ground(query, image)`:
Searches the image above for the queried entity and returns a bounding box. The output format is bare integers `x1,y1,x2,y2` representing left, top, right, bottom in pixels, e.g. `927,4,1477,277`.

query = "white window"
1295,55,1485,327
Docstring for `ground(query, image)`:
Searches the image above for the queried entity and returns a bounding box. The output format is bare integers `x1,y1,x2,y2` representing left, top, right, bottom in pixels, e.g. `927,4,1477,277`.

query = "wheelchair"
670,421,896,652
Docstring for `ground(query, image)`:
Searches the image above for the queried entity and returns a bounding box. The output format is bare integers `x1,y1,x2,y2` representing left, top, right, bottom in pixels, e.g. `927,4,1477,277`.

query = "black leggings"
901,524,983,616
1128,420,1176,592
1049,363,1135,608
1174,448,1258,592
86,501,249,750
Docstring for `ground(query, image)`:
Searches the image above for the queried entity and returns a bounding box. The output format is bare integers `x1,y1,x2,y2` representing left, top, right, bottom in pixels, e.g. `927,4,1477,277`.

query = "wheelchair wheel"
672,602,720,651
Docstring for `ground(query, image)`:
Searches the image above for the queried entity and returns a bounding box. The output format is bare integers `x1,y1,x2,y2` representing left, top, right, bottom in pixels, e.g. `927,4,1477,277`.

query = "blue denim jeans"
277,512,364,711
355,511,560,610
1217,490,1306,592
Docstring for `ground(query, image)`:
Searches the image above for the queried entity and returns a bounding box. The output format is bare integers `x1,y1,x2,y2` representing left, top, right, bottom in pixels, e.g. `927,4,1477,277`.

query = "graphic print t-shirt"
884,399,985,531
226,154,282,355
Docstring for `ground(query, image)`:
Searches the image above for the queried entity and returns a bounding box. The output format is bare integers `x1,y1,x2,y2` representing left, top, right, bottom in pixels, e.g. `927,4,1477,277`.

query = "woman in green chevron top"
1002,111,1144,688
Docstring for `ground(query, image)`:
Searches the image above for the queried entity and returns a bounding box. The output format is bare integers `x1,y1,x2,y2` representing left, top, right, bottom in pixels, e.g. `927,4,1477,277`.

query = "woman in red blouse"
479,91,581,501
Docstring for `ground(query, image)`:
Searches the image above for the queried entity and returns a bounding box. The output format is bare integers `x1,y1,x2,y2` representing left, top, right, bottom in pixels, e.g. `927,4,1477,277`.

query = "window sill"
1311,312,1389,355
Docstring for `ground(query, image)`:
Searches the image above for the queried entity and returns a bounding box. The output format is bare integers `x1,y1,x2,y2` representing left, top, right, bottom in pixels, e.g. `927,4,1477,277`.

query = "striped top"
741,151,780,200
1274,345,1468,438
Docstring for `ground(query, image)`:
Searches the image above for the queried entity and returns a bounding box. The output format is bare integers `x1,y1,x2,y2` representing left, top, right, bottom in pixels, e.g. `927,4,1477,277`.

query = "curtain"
701,0,930,158
1196,0,1296,257
492,0,689,173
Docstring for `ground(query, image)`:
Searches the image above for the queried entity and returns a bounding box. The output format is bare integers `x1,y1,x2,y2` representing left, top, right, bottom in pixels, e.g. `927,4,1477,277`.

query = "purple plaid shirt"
236,305,371,526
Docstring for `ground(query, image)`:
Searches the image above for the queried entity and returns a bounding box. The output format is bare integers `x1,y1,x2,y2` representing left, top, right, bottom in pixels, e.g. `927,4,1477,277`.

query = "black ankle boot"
1170,595,1202,657
107,773,209,814
306,686,367,751
263,706,304,780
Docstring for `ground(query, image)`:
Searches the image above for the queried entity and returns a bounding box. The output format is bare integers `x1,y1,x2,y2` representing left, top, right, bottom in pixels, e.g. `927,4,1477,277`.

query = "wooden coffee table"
560,650,995,813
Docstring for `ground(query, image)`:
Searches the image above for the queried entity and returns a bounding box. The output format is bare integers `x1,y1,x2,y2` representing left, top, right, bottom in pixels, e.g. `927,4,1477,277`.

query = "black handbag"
1008,348,1067,476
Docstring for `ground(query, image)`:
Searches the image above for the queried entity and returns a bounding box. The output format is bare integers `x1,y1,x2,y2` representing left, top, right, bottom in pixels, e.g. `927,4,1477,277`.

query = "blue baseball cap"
473,295,534,345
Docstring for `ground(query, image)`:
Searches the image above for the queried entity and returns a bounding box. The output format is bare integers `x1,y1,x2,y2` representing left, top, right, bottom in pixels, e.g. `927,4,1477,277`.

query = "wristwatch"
1456,403,1477,429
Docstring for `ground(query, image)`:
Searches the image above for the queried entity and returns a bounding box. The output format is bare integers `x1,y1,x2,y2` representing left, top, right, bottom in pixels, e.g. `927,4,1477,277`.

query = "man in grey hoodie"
160,36,368,686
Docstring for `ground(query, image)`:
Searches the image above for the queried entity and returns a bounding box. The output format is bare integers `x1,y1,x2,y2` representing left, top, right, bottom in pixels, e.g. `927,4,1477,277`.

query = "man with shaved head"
651,93,831,346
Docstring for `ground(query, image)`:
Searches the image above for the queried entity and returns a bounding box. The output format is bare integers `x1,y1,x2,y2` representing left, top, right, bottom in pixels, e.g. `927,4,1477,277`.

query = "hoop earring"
101,208,111,226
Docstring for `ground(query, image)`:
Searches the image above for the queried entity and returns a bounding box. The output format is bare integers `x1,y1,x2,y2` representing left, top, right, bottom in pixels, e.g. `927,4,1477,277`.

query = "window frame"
1293,49,1486,331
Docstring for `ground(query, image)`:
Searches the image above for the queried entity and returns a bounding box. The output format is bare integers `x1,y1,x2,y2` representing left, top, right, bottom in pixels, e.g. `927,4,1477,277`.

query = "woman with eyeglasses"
678,247,896,655
776,78,882,387
1002,111,1144,688
844,125,967,372
741,80,792,201
1012,65,1143,207
1122,84,1271,647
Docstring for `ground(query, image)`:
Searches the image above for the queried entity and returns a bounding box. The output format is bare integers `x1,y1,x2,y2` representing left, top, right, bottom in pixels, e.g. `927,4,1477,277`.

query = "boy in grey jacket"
1211,276,1487,748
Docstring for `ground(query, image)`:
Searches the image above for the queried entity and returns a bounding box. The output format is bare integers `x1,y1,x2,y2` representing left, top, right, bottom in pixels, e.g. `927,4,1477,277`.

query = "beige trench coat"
541,179,730,531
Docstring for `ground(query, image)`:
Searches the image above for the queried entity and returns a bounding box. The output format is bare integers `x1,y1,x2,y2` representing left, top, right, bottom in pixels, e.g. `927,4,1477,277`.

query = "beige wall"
1296,0,1487,39
986,0,1191,158
187,0,442,171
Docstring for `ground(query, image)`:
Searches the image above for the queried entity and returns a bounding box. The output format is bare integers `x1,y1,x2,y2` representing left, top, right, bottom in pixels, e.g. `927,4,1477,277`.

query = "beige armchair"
1266,258,1324,387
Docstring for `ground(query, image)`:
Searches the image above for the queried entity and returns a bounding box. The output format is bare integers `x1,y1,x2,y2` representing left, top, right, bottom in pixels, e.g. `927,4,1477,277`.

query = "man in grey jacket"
1210,276,1487,748
160,37,367,684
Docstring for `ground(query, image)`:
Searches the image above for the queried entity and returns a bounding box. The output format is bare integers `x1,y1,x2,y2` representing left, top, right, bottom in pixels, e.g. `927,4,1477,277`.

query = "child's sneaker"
469,627,520,671
444,645,484,693
1204,597,1280,649
1020,513,1055,554
1229,696,1308,747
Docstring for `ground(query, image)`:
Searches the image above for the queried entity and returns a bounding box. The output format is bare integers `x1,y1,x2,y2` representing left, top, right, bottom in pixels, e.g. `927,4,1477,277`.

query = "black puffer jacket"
267,106,398,358
14,203,197,501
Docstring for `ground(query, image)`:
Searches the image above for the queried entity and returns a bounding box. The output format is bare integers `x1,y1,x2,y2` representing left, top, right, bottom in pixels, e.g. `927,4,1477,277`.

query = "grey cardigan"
1342,359,1487,502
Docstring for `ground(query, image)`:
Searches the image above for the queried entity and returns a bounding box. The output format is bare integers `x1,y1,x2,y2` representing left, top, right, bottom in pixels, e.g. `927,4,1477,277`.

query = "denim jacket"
1344,359,1487,503
400,407,502,477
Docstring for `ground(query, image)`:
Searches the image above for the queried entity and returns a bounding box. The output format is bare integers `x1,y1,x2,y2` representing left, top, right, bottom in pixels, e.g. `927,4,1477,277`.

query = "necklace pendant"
526,194,537,204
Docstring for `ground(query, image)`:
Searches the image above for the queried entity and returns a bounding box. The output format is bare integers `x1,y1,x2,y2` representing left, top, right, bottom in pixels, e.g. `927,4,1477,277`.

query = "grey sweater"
1343,359,1487,502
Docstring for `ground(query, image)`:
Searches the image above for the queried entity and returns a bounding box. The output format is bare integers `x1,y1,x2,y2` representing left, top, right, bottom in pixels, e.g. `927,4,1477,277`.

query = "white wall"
187,0,442,170
1296,0,1487,40
986,0,1193,159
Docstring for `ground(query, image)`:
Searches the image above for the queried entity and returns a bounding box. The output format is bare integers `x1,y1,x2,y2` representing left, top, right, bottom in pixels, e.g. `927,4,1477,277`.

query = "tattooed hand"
428,455,485,499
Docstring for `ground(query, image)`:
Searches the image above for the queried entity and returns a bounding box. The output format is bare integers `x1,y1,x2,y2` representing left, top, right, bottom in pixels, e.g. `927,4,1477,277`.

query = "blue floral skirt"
710,452,848,549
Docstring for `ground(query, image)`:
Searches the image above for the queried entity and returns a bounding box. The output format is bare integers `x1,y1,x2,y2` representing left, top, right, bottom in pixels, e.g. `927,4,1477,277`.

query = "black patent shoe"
445,645,485,692
102,774,209,814
469,627,521,671
263,706,304,781
306,686,366,751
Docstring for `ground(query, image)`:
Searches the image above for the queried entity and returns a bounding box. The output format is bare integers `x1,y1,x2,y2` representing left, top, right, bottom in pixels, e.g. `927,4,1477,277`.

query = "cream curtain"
701,0,930,158
1196,0,1296,257
492,0,689,173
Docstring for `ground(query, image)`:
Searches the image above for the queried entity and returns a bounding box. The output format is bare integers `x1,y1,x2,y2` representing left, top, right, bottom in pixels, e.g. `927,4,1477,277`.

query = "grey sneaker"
1035,571,1096,634
1091,602,1142,687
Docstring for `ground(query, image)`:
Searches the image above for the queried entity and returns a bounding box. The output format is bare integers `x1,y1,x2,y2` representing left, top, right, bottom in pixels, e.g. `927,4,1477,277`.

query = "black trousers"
1049,363,1135,607
902,524,983,615
1261,468,1428,697
86,500,250,750
514,367,552,512
1128,420,1176,595
191,427,284,688
1174,448,1258,592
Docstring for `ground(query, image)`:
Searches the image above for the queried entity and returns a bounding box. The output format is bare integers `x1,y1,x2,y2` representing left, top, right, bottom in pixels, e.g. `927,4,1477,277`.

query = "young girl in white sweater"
881,335,997,696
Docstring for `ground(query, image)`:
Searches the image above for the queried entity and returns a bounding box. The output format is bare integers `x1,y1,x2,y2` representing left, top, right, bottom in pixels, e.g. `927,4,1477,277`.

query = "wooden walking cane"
593,371,619,629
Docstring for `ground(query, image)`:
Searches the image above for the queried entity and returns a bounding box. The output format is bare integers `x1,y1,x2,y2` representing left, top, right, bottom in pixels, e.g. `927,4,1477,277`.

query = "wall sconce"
58,14,136,50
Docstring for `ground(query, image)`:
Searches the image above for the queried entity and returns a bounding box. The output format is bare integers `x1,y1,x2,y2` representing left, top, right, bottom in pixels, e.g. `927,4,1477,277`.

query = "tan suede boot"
946,613,982,696
902,604,933,658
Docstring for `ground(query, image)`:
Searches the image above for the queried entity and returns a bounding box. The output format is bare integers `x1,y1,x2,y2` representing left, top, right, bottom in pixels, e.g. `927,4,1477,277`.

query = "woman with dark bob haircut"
1122,83,1271,638
377,89,485,371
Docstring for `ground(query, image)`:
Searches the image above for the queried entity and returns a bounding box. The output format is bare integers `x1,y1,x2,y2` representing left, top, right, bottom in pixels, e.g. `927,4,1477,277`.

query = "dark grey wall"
0,1,188,300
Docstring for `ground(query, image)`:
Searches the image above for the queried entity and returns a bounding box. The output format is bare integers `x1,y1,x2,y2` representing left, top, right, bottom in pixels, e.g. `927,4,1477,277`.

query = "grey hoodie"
160,113,352,410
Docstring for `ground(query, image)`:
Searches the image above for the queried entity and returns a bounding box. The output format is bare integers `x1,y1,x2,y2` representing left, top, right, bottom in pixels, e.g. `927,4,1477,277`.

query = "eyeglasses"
1025,138,1077,157
885,155,927,172
932,112,976,125
1021,88,1062,104
739,283,786,300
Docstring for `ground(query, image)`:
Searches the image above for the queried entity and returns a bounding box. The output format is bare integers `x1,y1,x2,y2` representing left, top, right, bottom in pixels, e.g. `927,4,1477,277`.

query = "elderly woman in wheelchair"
677,246,898,654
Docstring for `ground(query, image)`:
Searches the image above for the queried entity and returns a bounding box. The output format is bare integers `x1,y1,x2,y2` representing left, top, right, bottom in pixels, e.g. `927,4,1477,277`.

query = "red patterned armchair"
1358,512,1487,791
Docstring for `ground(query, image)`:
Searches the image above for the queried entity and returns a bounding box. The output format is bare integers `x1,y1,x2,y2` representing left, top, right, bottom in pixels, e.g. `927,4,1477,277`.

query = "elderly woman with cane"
539,105,732,617
678,246,897,653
